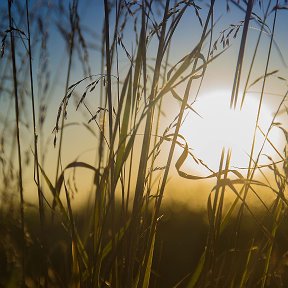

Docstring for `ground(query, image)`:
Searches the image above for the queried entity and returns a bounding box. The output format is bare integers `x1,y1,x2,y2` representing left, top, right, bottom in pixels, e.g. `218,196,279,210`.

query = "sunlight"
180,90,279,173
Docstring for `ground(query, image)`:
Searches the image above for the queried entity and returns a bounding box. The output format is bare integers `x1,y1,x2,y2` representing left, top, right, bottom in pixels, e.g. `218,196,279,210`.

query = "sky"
0,0,287,210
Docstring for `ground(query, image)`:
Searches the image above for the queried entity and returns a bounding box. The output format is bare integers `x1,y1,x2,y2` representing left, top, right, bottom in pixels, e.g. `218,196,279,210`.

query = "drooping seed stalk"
53,0,78,218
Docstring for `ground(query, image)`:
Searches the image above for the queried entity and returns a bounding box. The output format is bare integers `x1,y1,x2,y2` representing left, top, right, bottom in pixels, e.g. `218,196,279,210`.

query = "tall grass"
0,0,288,287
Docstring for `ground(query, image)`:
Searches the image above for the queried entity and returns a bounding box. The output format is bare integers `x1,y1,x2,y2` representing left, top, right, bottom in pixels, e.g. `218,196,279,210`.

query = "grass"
0,0,288,287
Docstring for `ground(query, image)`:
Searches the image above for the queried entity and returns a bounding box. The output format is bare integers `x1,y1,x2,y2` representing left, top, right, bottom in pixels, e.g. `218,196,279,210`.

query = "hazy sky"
0,0,287,209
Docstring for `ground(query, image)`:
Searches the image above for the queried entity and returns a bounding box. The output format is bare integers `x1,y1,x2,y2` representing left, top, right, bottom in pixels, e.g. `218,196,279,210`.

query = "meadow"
0,0,288,287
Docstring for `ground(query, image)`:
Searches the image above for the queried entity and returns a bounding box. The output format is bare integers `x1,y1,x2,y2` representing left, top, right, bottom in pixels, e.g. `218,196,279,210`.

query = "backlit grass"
0,0,288,287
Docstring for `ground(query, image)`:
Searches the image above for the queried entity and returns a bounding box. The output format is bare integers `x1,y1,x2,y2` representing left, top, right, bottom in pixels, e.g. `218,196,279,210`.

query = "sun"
179,90,279,174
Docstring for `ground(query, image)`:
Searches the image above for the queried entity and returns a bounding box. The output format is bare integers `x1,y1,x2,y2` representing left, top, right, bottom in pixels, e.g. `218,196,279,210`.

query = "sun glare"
180,91,279,174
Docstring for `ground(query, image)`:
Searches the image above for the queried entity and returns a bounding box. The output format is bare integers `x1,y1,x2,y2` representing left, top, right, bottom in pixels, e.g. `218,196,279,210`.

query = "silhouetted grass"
0,0,288,287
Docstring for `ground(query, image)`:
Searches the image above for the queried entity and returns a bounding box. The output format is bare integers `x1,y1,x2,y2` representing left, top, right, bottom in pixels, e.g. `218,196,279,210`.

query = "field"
0,0,288,287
